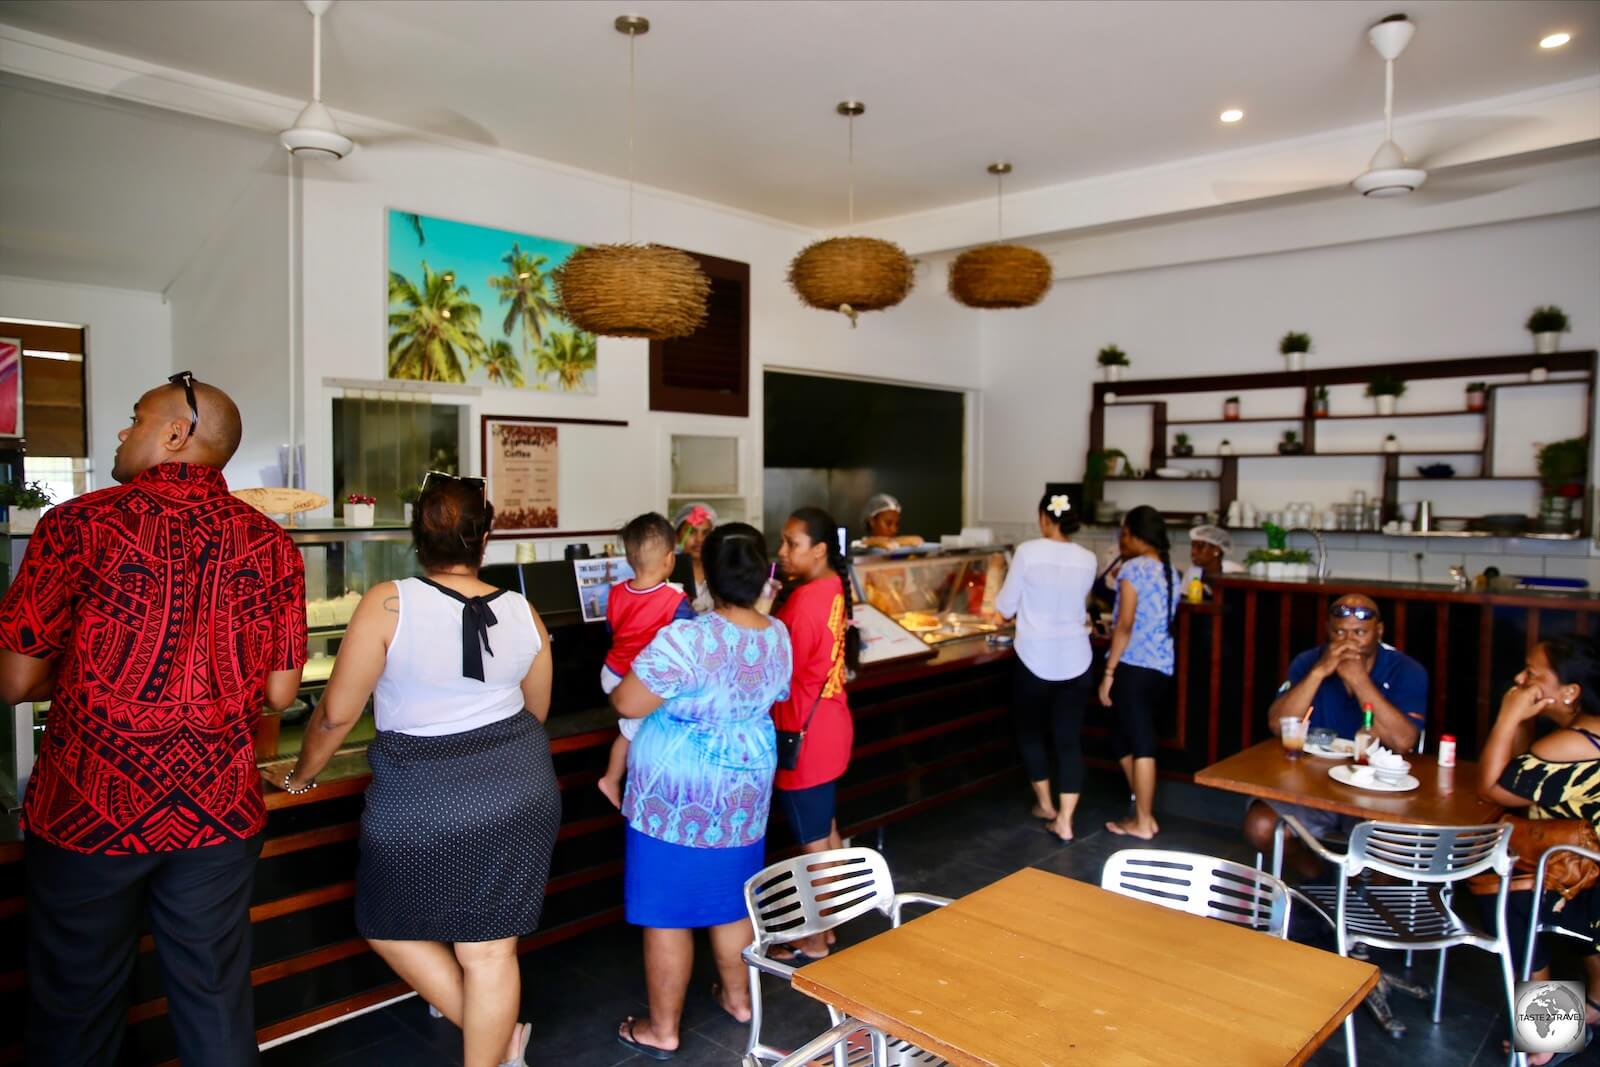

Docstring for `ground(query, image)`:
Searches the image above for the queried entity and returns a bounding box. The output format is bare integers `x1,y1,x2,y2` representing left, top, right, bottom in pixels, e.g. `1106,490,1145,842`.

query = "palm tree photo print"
387,210,598,393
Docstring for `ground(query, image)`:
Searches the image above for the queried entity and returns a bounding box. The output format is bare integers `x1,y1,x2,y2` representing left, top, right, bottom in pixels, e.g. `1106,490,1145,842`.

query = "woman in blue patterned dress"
1098,505,1179,840
609,523,793,1060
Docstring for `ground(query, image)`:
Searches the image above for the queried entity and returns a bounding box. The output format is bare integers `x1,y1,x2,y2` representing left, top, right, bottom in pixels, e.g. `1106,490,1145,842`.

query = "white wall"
977,209,1600,528
0,274,171,485
168,166,290,488
295,141,980,554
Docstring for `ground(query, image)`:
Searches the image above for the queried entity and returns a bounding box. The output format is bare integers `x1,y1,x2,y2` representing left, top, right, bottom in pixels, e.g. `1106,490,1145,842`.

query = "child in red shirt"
598,513,695,808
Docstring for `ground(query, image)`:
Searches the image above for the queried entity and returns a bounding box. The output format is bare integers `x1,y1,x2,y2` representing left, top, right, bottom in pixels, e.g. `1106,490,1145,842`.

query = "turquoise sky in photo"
386,209,594,392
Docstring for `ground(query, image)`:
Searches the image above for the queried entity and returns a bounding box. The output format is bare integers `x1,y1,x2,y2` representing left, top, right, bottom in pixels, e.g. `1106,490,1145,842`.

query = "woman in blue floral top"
1098,505,1179,840
609,523,792,1060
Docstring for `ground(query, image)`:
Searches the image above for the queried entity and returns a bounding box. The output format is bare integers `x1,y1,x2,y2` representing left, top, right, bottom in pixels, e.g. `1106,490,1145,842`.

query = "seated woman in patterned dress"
1479,633,1600,1062
609,523,793,1060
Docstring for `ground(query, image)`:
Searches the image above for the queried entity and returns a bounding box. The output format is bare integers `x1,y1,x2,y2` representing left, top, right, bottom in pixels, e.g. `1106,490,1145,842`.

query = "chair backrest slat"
1348,821,1512,881
744,847,895,946
1101,849,1293,938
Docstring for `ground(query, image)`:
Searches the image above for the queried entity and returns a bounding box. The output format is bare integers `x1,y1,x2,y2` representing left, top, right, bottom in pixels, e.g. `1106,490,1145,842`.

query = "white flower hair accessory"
1048,494,1071,516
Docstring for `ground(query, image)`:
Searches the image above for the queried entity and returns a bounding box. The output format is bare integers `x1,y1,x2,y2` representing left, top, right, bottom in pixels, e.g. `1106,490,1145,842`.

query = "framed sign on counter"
482,416,560,534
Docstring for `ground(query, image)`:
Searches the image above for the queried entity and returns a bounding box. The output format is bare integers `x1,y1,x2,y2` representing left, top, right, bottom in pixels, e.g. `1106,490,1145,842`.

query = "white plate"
1329,763,1419,793
1305,739,1355,760
1154,467,1193,479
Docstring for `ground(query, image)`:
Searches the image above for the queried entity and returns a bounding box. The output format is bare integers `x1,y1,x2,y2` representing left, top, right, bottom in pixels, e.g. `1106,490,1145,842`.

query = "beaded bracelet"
283,769,318,796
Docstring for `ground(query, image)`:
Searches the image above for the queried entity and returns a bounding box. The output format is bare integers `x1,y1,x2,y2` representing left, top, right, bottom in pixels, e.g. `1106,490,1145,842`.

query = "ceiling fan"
1351,13,1426,197
280,0,354,160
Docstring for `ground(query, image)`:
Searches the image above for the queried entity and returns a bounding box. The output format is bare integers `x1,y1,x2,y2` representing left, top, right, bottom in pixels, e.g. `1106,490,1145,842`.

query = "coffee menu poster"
484,417,559,533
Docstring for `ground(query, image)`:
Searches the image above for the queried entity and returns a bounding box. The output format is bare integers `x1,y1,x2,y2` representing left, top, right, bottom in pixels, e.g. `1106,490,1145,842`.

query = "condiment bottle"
1437,734,1457,769
1185,575,1205,603
1353,704,1375,765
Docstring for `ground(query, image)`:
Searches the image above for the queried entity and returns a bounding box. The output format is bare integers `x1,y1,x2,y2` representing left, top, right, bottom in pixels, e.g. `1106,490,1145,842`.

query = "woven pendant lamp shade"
948,244,1052,309
788,236,915,322
554,243,709,339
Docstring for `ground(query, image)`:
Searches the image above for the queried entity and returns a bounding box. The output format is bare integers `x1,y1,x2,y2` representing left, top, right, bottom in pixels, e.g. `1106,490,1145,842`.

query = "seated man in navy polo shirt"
1244,594,1428,878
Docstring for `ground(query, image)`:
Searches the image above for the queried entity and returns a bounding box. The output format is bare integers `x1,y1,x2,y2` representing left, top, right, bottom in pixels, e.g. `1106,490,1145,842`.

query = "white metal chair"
1101,848,1295,937
1282,815,1517,1067
741,847,951,1066
1516,844,1600,1067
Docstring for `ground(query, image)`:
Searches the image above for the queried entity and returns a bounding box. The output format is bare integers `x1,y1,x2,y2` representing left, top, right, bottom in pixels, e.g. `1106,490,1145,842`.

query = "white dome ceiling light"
1352,14,1426,198
280,0,354,160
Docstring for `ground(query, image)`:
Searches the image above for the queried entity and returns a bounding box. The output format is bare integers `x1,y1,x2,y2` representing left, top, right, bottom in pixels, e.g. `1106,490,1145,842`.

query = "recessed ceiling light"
1541,32,1571,49
1220,109,1244,123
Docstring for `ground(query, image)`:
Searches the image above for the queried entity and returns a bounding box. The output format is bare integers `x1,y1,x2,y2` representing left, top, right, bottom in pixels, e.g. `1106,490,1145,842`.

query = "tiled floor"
260,773,1569,1066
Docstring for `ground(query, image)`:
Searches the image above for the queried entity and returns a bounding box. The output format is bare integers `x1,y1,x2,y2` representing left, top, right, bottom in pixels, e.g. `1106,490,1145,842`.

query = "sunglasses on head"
1329,604,1378,621
167,371,198,438
421,470,485,497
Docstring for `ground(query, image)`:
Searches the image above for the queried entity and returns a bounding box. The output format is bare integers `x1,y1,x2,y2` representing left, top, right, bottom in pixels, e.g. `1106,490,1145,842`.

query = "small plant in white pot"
0,480,53,534
1366,374,1406,416
1313,385,1330,418
1097,344,1129,383
1280,331,1311,372
344,493,376,527
398,484,421,523
1526,306,1569,357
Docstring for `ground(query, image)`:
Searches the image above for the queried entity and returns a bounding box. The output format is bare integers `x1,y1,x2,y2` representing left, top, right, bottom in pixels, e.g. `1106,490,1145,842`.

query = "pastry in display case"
851,546,1011,646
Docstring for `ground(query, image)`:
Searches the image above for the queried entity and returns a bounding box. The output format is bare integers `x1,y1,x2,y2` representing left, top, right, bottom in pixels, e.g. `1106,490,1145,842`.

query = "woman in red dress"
772,507,859,960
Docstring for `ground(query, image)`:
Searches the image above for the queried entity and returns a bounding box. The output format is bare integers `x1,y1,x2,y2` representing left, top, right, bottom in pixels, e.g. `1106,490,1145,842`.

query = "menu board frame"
481,415,561,535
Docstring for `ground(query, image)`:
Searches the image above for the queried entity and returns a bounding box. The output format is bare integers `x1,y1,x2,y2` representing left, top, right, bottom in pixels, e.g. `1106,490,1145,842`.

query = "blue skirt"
624,826,765,928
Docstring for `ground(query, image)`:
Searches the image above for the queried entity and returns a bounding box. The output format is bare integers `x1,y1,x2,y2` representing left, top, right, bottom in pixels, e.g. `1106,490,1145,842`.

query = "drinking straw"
1301,705,1315,723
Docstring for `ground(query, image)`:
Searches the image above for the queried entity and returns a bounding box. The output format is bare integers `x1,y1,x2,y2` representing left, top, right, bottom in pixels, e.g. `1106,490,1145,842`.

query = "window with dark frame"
648,250,750,417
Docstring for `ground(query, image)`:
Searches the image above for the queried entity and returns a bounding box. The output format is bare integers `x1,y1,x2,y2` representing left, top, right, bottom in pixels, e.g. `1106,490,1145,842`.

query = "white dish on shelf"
1154,467,1194,479
1329,763,1418,793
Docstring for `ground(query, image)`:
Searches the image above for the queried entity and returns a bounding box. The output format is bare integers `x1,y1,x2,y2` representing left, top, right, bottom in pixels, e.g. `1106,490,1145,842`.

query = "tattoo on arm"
384,597,399,614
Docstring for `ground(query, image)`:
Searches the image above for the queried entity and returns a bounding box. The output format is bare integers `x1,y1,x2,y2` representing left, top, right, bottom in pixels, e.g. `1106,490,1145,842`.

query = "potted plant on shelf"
1085,448,1129,522
344,493,377,527
1536,437,1587,533
1218,438,1233,456
1465,381,1488,411
1383,433,1400,454
1097,345,1129,383
1526,306,1570,357
398,484,421,523
1366,374,1407,416
1280,331,1312,372
1244,524,1315,580
1312,385,1330,418
1171,432,1194,458
1277,430,1304,455
1223,395,1241,421
0,480,53,534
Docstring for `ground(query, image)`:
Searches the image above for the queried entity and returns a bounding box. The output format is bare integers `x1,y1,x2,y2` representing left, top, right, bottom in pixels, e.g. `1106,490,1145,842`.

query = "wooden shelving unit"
1087,350,1598,535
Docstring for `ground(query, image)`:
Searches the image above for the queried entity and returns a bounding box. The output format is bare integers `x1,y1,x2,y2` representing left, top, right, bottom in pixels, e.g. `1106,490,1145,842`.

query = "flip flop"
497,1022,532,1067
1040,826,1074,845
617,1018,675,1061
768,944,828,964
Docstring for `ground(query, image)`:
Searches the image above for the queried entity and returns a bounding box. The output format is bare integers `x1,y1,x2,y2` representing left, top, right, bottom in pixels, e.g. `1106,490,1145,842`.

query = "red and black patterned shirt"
0,464,307,854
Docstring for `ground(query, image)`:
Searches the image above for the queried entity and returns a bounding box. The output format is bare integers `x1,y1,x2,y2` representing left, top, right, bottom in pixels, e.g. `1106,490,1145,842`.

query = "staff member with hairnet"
1183,523,1245,598
857,493,923,550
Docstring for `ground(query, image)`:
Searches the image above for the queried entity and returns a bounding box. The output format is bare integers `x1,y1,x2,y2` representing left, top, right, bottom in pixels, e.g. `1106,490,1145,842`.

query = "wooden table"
790,868,1378,1066
1194,739,1501,826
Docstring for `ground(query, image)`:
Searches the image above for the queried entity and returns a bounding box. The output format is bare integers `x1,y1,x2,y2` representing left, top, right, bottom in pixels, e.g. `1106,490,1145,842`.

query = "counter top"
1214,574,1599,607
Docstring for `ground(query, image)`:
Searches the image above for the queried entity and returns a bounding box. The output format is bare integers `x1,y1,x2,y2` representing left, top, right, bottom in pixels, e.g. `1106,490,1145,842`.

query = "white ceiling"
0,73,284,291
0,0,1595,226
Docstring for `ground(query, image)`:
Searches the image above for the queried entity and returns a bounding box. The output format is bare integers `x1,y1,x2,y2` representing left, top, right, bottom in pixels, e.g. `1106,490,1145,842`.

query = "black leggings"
1011,660,1092,793
1110,663,1171,760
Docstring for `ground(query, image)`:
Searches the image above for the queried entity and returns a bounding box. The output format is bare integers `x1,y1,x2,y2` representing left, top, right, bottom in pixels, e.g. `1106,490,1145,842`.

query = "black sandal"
617,1018,675,1061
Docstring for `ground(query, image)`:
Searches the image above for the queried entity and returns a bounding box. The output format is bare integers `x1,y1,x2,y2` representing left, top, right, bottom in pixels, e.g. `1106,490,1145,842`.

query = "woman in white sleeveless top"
278,476,557,1067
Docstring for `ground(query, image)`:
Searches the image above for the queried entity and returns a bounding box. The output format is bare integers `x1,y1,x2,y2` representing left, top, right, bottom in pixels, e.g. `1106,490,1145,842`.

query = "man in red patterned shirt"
0,373,306,1067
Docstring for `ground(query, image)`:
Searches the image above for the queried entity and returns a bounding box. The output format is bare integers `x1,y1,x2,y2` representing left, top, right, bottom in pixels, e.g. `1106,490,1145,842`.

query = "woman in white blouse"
994,492,1098,842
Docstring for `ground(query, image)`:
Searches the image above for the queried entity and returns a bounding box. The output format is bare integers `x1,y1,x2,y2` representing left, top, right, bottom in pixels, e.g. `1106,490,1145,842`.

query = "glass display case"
255,522,418,765
851,545,1011,646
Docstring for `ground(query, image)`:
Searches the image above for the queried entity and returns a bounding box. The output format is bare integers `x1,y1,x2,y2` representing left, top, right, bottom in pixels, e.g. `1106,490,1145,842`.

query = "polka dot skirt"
356,711,561,943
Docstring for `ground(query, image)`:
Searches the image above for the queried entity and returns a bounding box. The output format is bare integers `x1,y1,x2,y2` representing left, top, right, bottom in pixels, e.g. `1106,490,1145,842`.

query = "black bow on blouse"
418,578,504,681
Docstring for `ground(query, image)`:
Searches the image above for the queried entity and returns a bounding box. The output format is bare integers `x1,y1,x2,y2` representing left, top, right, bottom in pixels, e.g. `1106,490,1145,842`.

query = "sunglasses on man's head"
167,371,198,437
1329,604,1378,620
